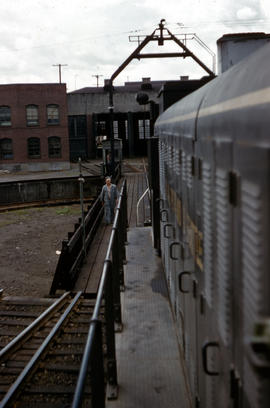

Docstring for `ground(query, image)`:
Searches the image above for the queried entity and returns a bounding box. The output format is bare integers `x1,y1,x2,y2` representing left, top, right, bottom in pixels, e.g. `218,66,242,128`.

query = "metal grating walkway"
107,175,192,407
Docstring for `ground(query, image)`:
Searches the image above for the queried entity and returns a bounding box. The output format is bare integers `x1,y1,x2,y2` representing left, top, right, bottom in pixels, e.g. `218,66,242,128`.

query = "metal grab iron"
163,223,175,239
202,342,220,376
169,241,180,260
178,271,191,294
160,208,168,222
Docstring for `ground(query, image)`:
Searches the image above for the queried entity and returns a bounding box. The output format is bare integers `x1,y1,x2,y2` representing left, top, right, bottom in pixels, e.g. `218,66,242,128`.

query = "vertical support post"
127,112,135,157
112,228,123,329
104,261,118,398
118,190,126,265
78,158,86,258
90,320,106,408
120,204,126,263
59,64,62,84
123,180,129,233
49,239,69,295
117,225,125,290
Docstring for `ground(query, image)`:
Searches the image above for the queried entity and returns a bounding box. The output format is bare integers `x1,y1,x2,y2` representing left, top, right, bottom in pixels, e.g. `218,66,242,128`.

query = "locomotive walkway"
106,173,192,408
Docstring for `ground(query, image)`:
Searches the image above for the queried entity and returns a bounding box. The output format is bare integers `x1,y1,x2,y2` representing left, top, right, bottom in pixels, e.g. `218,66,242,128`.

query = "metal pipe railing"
72,179,127,408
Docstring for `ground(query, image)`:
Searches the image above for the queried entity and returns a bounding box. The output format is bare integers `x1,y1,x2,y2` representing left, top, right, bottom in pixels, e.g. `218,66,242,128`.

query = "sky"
0,0,270,92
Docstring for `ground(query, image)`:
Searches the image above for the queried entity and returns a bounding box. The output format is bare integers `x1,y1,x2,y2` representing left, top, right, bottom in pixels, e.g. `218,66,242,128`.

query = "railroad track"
0,198,94,213
0,292,104,407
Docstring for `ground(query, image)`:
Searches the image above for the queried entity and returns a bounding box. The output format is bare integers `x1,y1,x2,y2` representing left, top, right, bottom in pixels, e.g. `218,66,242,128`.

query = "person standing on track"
100,177,119,224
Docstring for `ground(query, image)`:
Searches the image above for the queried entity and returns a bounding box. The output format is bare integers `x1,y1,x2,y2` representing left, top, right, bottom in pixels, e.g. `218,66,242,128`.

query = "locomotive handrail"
72,179,127,408
136,187,150,226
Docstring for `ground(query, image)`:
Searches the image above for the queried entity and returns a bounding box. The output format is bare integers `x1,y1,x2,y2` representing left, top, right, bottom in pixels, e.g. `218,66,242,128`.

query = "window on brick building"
26,105,39,126
0,138,13,159
0,106,11,126
28,137,41,159
48,136,61,158
47,104,59,125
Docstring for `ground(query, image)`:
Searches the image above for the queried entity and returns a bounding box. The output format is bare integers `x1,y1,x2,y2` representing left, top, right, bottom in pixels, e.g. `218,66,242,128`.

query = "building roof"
0,83,65,87
217,32,270,43
68,80,167,95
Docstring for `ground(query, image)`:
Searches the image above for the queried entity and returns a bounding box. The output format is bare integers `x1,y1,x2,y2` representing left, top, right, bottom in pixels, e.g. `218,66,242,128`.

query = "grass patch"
13,209,30,216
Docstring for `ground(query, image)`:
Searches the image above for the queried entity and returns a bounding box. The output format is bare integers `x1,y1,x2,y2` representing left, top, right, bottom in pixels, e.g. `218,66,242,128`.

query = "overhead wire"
169,17,270,28
1,17,269,55
0,29,145,55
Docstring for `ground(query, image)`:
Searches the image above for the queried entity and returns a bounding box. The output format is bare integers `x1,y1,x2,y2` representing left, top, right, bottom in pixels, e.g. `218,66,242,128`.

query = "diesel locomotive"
155,41,270,407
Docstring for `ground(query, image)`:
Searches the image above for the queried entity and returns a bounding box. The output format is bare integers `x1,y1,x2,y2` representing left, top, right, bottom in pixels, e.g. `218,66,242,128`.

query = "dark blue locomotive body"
155,41,270,407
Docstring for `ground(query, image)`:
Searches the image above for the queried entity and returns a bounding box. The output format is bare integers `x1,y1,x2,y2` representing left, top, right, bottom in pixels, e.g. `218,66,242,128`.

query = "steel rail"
72,179,126,408
0,291,70,362
0,291,82,408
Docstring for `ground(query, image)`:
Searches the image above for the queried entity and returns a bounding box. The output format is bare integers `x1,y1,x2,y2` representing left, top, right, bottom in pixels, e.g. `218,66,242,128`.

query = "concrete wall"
67,89,160,115
0,177,101,206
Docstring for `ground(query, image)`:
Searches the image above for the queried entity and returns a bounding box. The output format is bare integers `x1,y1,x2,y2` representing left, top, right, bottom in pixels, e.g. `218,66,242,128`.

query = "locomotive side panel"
156,42,270,408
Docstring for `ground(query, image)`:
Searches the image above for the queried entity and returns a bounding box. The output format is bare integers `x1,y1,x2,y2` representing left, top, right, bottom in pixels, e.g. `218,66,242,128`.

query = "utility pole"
52,64,68,83
92,74,103,87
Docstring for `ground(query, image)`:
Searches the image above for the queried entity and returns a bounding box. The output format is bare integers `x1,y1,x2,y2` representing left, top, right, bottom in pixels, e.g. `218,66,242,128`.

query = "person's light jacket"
100,184,118,206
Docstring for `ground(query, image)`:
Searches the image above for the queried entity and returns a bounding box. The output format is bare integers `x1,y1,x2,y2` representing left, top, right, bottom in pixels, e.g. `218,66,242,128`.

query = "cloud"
0,0,269,90
236,7,257,20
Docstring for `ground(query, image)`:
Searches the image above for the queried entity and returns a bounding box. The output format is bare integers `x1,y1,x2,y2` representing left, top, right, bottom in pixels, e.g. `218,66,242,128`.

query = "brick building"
0,84,70,171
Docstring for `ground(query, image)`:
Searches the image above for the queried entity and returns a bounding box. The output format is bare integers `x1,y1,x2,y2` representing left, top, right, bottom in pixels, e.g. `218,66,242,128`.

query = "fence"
49,196,104,295
49,163,122,295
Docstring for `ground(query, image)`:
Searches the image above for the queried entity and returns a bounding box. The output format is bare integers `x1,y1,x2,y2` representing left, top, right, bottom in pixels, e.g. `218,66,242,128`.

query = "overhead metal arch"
108,20,215,172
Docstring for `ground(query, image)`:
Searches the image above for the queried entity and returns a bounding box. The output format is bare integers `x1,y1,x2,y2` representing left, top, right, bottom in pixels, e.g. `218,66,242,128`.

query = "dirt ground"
0,205,82,298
